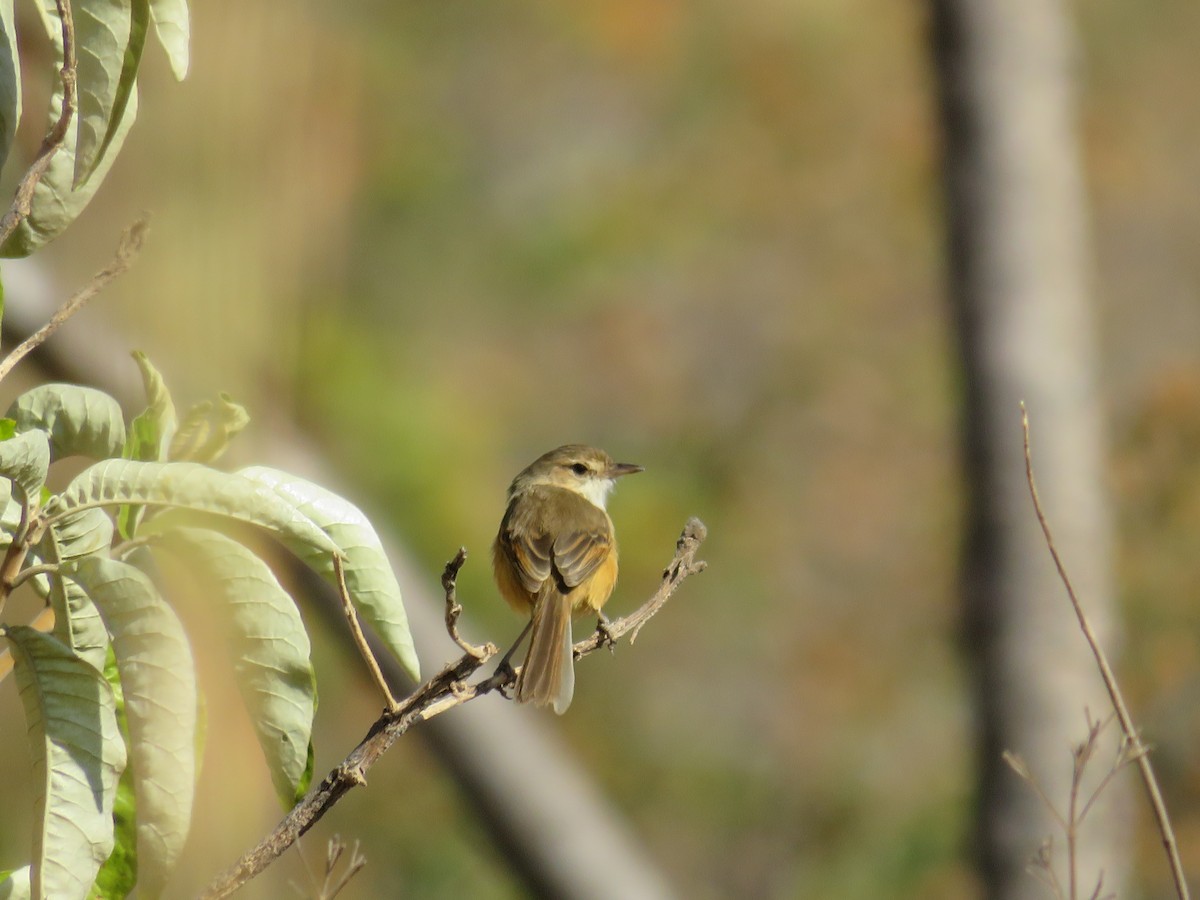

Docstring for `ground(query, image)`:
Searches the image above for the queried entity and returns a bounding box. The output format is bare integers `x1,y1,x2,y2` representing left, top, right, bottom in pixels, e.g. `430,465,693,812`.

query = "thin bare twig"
441,547,495,659
0,0,78,248
333,554,397,711
1008,713,1132,900
1022,404,1190,900
199,518,707,899
0,218,149,383
292,835,365,900
573,516,707,653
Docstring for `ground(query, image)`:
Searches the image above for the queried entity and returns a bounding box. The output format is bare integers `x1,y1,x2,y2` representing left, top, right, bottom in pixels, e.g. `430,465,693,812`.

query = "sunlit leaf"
4,626,125,900
0,866,31,900
240,466,420,680
92,649,137,900
124,352,177,463
153,527,316,807
0,0,20,173
63,556,196,898
120,353,178,538
0,1,138,258
149,0,188,81
0,430,49,505
46,460,341,559
76,0,149,186
168,394,248,463
8,383,127,462
27,508,115,672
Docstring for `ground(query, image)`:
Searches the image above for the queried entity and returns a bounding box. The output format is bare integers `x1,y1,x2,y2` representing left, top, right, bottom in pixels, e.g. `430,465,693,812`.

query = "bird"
492,444,643,714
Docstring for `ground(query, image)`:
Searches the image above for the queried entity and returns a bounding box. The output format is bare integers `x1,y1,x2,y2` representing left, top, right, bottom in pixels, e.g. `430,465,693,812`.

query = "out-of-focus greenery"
2,0,1200,897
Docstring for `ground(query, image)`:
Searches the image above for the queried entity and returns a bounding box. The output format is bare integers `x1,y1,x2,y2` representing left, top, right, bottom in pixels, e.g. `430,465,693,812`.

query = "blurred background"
2,0,1200,897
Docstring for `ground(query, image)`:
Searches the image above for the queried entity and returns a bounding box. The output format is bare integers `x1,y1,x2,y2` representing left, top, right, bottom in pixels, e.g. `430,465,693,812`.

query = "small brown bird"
492,445,643,714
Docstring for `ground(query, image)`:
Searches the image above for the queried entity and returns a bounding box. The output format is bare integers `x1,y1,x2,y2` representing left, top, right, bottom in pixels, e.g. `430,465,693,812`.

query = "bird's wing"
501,524,554,595
551,501,613,590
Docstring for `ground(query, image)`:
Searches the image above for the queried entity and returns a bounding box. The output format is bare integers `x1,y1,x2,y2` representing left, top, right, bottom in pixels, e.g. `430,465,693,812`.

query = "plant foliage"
0,365,419,900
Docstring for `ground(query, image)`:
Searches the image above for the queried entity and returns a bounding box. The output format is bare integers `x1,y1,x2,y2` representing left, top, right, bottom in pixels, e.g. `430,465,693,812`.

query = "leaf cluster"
0,360,420,900
0,0,188,257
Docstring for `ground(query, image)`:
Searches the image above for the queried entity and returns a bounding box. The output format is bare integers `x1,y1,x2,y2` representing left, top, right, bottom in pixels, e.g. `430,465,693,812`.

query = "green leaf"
240,466,420,681
149,0,188,81
9,384,127,462
4,626,125,900
0,491,20,552
124,352,177,463
92,649,137,900
0,866,31,900
168,394,249,463
0,430,50,504
0,0,20,173
46,460,341,559
73,0,145,186
120,353,178,539
153,527,316,807
62,557,196,898
29,508,115,672
0,2,138,258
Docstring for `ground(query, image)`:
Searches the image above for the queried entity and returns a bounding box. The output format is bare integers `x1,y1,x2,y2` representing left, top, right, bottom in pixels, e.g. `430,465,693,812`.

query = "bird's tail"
516,588,574,714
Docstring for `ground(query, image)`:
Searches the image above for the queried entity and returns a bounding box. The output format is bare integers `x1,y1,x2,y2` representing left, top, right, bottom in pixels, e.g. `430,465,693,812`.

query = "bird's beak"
609,462,644,478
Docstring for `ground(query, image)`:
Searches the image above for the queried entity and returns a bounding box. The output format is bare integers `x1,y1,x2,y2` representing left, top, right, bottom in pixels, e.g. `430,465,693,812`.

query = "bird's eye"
570,463,589,476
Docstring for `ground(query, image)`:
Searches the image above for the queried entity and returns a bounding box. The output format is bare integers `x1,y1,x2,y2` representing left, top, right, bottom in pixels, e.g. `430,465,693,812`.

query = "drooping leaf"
4,625,125,900
168,394,249,463
63,556,196,898
9,383,127,461
124,352,177,463
240,466,420,681
148,0,188,81
29,507,115,672
0,430,50,505
0,0,20,173
0,2,138,258
92,648,137,900
73,0,147,186
0,866,31,900
153,527,316,807
120,353,178,539
46,460,341,560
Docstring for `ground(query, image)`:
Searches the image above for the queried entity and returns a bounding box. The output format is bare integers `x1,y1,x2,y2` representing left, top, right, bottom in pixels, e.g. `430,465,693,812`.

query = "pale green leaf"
0,0,20,172
62,556,197,898
125,352,177,463
29,508,115,672
154,527,316,807
45,460,341,559
92,649,137,900
0,35,137,258
149,0,188,80
77,0,149,186
0,430,49,504
4,626,125,900
240,467,420,681
9,383,127,461
0,866,31,900
121,353,179,538
168,394,249,463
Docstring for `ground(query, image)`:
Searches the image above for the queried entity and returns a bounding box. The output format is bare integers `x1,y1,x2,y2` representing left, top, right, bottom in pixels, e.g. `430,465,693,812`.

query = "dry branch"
1022,405,1190,900
0,0,78,247
200,517,708,899
0,218,148,383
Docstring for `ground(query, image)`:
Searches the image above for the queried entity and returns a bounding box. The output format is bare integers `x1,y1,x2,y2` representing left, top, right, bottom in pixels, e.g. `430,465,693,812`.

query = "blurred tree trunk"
930,0,1128,897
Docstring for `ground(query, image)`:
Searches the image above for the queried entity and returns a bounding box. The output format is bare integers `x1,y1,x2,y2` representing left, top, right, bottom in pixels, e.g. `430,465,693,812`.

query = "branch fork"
201,518,707,899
